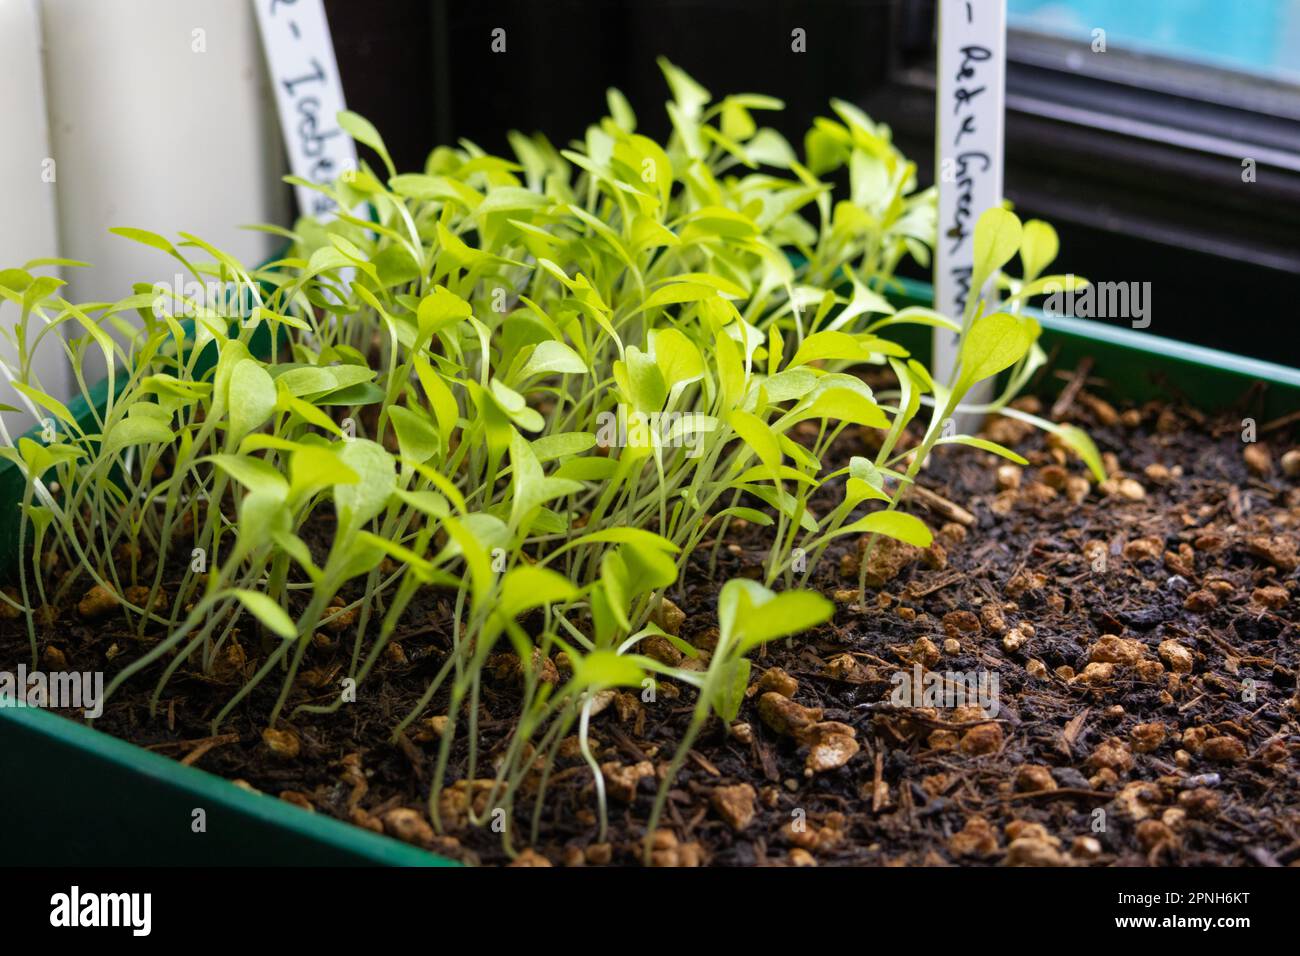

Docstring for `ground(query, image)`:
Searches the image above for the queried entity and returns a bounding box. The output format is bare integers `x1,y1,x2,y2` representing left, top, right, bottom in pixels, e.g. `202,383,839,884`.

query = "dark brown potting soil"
4,373,1298,867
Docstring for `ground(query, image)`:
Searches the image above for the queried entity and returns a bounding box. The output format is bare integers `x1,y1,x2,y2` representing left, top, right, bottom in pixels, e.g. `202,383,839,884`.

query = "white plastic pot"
38,0,289,306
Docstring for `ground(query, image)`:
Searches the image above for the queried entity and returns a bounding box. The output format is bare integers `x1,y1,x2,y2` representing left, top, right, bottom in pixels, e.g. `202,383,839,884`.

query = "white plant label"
253,0,356,221
934,0,1007,385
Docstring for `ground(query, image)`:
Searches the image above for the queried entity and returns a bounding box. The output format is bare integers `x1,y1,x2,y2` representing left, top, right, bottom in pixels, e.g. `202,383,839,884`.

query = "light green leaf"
553,457,619,481
621,540,679,594
102,416,174,456
795,388,890,429
762,368,820,402
275,365,338,398
208,453,288,496
499,565,579,619
789,330,871,368
438,514,504,604
289,445,358,504
531,432,596,461
935,434,1029,465
520,340,588,378
552,527,680,557
716,578,832,656
998,408,1107,482
841,510,932,548
616,346,667,414
657,56,711,120
710,657,752,723
11,382,77,429
957,312,1040,392
417,286,473,340
1019,219,1059,282
632,282,718,315
388,405,441,464
729,410,782,477
489,379,545,432
238,490,291,545
228,359,276,445
606,87,637,132
413,355,460,443
392,488,450,519
285,395,343,436
653,327,704,389
971,207,1022,297
573,649,650,691
338,110,396,178
231,589,296,640
109,226,177,256
844,476,890,506
335,439,395,531
733,589,834,655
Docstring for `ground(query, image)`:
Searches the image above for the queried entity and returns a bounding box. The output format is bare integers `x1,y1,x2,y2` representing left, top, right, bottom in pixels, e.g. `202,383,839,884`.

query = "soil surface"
4,371,1299,867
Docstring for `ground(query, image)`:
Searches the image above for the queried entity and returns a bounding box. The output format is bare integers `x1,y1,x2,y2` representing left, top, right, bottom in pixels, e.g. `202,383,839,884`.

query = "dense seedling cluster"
0,61,1098,858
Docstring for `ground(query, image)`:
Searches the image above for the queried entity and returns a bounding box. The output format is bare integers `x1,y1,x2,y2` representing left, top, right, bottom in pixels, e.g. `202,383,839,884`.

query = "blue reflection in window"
1008,0,1300,81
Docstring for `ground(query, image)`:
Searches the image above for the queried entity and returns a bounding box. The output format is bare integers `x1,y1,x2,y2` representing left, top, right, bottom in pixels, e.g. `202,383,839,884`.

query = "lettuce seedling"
644,579,832,858
0,60,1101,861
